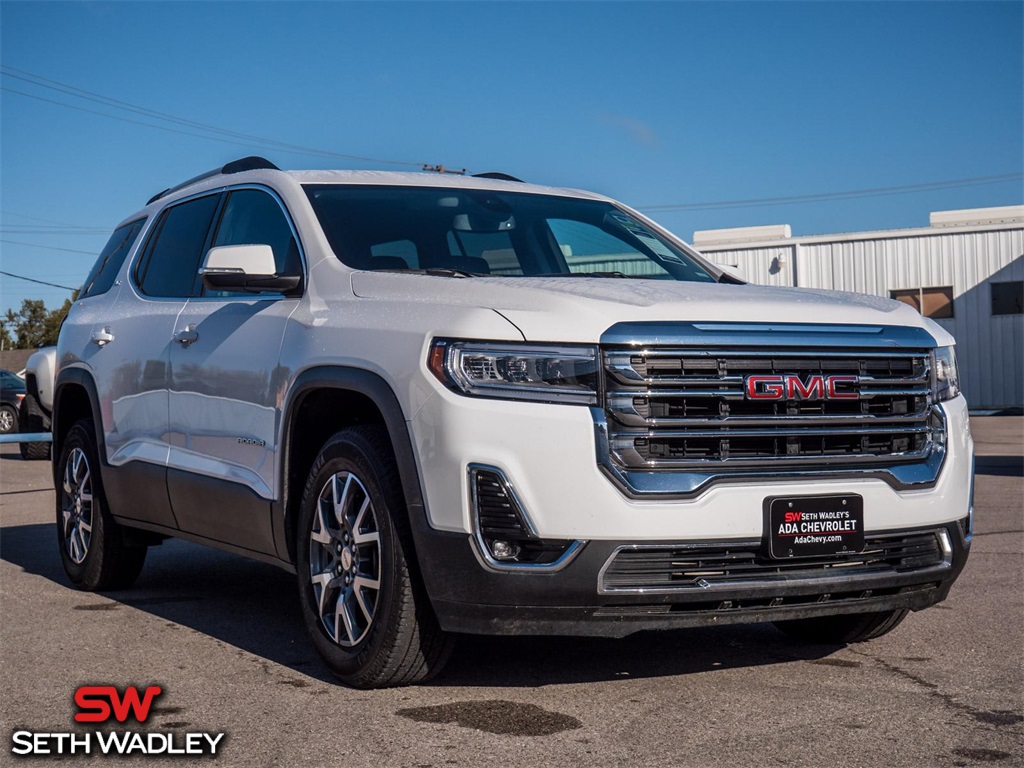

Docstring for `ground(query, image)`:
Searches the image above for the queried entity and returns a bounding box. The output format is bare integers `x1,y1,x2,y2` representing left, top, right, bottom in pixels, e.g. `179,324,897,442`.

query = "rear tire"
773,609,909,644
56,420,147,591
296,425,454,688
18,395,51,460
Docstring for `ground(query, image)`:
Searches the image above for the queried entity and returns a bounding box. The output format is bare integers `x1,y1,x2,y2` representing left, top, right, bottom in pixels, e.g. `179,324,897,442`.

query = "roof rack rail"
472,171,524,183
146,156,280,206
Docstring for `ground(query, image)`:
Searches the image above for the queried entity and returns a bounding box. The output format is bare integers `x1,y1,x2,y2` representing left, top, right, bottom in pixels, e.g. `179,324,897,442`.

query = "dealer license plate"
767,494,864,559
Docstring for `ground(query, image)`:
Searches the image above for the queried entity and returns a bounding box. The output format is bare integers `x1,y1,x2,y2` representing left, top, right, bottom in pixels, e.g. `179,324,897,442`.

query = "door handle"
174,327,199,347
91,328,115,347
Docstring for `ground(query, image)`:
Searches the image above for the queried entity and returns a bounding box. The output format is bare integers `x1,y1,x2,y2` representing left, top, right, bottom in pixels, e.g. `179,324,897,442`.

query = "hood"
350,273,950,345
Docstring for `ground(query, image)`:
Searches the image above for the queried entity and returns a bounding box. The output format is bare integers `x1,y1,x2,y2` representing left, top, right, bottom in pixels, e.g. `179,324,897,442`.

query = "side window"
80,218,146,300
136,195,220,298
211,189,299,277
547,219,670,278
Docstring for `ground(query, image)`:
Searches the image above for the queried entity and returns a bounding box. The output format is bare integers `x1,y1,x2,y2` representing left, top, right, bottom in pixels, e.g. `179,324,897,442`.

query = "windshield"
304,185,717,282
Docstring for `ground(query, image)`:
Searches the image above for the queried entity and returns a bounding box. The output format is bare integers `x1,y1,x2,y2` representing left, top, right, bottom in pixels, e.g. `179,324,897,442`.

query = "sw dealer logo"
74,685,163,723
11,685,225,758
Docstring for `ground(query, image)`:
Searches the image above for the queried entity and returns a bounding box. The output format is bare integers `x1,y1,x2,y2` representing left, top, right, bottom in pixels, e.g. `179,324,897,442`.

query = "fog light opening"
488,539,522,561
469,464,585,570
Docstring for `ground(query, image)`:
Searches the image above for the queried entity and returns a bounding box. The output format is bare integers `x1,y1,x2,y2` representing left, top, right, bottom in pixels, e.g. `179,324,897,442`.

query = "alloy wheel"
61,447,94,564
308,471,382,648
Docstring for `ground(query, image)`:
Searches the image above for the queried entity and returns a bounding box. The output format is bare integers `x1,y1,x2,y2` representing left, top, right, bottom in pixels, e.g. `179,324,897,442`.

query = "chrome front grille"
602,346,936,470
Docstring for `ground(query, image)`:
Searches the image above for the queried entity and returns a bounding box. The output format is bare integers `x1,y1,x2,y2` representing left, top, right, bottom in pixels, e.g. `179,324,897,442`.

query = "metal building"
691,206,1024,410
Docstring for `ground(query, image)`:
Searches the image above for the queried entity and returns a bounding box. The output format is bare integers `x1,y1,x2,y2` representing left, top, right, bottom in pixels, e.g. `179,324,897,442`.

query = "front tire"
56,420,147,591
296,426,453,688
773,609,909,644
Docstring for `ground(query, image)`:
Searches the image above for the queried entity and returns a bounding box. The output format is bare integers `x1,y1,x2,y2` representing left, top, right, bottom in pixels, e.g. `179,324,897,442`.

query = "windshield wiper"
371,267,479,278
531,271,636,279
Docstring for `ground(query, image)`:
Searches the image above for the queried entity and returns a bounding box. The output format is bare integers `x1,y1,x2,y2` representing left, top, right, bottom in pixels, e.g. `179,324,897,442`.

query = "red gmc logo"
744,374,859,401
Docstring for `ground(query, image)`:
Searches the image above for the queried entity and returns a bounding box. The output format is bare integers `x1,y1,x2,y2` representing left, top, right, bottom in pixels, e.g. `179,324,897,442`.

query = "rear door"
166,186,302,554
91,195,221,528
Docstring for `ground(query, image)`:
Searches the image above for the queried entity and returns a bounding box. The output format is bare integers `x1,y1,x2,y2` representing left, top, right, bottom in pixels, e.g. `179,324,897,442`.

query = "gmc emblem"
745,374,859,401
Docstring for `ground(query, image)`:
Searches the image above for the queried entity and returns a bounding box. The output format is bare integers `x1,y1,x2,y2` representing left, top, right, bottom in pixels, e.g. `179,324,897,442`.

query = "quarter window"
136,195,220,298
80,219,146,300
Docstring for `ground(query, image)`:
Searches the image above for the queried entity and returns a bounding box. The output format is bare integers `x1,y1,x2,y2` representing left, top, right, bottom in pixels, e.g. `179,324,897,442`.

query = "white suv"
54,157,973,687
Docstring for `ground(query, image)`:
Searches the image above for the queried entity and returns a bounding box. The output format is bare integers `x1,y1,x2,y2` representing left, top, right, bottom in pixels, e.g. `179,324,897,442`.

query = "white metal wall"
702,226,1024,409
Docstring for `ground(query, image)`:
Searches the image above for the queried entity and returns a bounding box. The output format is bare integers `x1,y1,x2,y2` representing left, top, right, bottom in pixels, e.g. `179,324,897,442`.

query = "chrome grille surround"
595,322,946,497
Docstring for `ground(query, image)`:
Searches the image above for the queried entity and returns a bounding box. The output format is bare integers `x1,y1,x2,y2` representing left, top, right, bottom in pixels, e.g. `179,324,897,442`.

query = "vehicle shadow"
0,522,839,688
975,455,1024,477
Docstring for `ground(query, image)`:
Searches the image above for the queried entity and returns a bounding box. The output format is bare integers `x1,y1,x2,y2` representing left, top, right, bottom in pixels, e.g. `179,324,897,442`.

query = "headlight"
428,340,599,405
932,346,960,402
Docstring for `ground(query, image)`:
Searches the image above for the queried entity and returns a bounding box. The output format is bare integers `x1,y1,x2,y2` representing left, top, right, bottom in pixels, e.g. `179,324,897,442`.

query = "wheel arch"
51,367,105,485
276,366,428,565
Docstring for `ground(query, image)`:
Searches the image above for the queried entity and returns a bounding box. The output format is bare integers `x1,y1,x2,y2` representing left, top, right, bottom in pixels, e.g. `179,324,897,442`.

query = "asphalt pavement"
1,418,1021,767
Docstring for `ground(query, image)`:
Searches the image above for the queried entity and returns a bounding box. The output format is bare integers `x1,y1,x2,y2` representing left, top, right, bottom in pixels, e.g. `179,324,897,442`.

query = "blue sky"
2,1,1022,315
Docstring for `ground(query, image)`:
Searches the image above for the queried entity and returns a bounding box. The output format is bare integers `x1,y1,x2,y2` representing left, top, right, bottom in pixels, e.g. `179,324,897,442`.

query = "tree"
3,293,77,349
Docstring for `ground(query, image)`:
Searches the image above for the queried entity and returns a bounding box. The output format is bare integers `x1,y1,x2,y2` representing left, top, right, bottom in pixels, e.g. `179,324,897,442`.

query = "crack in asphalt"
848,648,1024,734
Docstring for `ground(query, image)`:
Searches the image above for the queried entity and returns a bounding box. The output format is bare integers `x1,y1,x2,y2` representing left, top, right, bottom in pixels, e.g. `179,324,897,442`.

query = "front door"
166,187,302,555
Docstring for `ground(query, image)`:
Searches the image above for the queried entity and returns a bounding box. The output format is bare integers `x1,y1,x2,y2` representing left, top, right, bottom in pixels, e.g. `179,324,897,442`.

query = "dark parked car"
0,369,26,434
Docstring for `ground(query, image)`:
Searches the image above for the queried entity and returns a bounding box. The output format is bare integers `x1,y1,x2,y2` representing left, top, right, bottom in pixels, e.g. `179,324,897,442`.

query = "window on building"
890,287,954,319
991,280,1023,316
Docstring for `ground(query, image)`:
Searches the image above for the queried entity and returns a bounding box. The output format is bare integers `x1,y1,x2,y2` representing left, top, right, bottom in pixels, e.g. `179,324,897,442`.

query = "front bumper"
411,520,970,637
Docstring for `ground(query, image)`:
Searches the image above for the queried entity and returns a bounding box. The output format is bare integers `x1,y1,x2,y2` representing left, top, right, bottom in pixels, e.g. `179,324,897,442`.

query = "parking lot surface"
2,418,1022,767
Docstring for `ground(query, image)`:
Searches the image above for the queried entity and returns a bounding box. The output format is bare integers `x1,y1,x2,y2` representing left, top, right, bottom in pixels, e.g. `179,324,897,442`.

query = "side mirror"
199,244,301,294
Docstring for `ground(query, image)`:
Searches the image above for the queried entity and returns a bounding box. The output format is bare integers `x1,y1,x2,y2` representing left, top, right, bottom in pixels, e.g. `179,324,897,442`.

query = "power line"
638,173,1024,212
1,65,427,167
2,86,290,155
0,210,99,228
1,239,97,255
1,228,108,235
0,270,77,291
